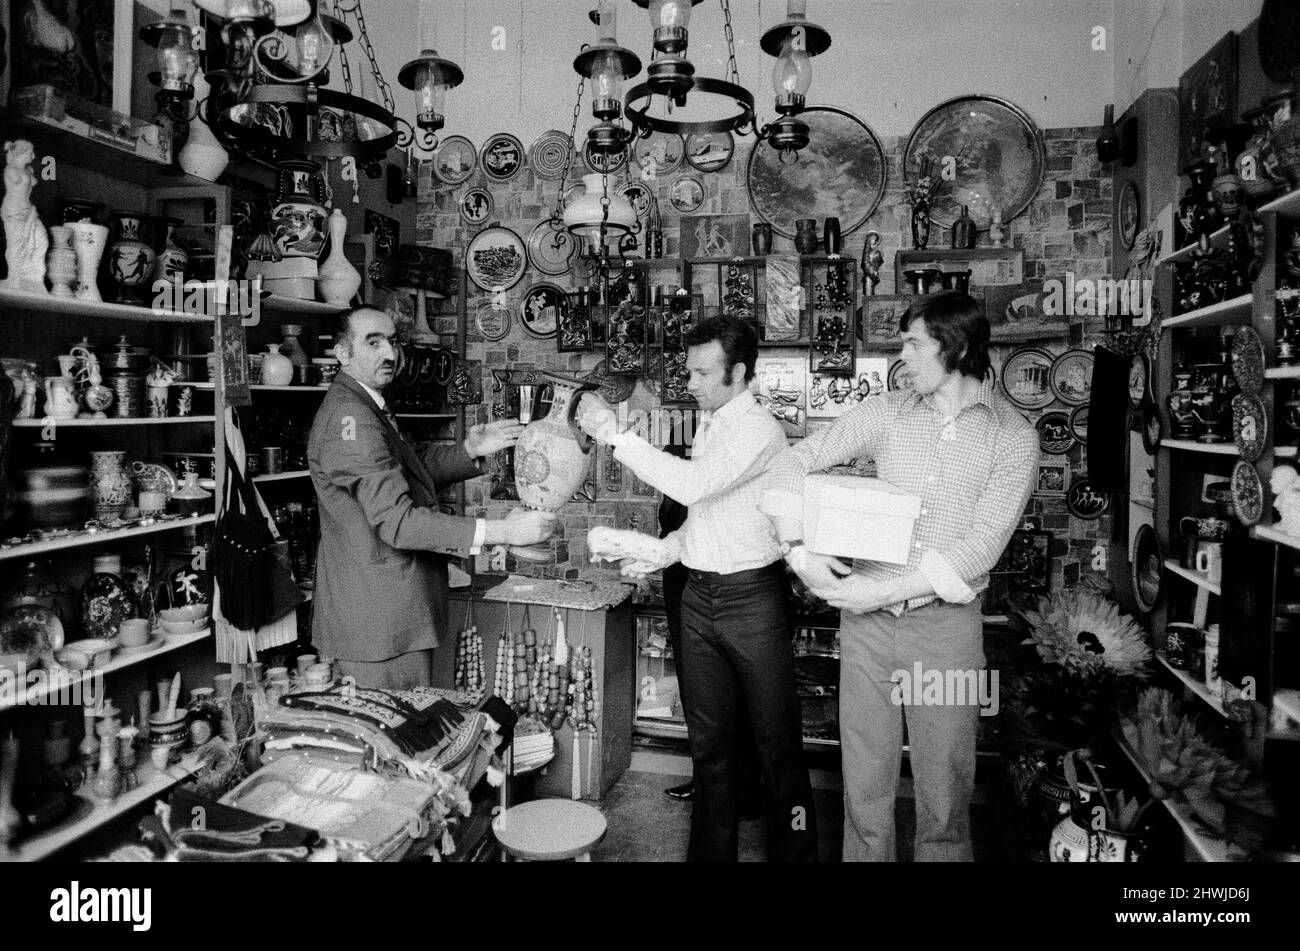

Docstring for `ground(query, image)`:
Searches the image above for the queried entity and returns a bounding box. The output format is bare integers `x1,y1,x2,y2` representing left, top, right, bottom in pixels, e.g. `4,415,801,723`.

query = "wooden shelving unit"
1163,294,1253,329
1163,559,1221,596
11,416,215,428
0,515,215,563
0,288,214,324
1159,439,1240,455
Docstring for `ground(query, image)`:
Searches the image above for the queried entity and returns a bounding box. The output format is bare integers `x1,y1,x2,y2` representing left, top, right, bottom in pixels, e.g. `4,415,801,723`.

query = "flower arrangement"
903,155,943,210
1021,589,1154,678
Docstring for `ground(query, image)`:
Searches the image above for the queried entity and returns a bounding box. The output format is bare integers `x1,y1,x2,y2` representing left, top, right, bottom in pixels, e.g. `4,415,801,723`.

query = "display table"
442,582,635,800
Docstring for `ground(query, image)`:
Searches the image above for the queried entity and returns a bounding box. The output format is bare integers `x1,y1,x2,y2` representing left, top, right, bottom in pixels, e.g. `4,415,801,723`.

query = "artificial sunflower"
1020,590,1153,679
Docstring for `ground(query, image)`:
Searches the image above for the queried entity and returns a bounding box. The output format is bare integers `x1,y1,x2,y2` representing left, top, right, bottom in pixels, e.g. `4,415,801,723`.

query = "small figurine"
2,140,49,293
1271,464,1300,537
860,230,883,297
16,367,38,419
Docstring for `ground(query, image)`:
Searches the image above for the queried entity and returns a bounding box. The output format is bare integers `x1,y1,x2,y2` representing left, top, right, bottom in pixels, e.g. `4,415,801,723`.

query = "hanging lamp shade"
563,173,637,243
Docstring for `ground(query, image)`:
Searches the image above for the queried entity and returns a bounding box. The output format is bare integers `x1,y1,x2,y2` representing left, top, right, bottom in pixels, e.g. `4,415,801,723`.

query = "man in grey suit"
308,306,556,689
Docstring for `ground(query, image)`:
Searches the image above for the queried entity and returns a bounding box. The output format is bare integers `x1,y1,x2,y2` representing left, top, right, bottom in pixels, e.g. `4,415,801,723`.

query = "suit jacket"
307,372,480,662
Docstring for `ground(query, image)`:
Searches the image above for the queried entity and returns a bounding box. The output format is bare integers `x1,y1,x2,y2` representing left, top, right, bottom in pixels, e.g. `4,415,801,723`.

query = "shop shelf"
1111,722,1237,862
1159,439,1240,455
261,295,348,317
0,630,211,714
1155,193,1300,268
0,514,215,563
1155,652,1227,718
252,470,311,483
2,747,207,863
1264,366,1300,380
1252,523,1300,551
1262,189,1300,219
11,416,215,428
394,413,459,419
1163,294,1252,329
0,287,214,324
1163,559,1221,596
1278,447,1298,459
184,383,326,392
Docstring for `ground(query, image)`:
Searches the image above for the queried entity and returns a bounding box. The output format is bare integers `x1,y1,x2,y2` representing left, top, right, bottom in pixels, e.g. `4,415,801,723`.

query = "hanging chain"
347,0,396,113
333,1,355,96
721,0,741,86
552,72,587,223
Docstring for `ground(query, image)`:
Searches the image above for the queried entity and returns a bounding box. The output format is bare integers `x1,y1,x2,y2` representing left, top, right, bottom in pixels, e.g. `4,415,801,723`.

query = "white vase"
65,221,108,302
261,343,294,386
178,73,229,182
46,225,77,296
317,209,361,306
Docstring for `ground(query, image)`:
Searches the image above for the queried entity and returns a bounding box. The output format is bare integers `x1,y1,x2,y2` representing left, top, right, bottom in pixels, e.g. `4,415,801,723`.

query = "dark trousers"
679,563,817,862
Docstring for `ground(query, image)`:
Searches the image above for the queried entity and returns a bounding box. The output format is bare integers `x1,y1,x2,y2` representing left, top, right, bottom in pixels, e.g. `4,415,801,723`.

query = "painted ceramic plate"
1131,522,1162,613
1128,352,1150,408
1119,180,1141,251
1068,404,1089,443
1000,346,1056,410
584,139,627,175
887,359,914,393
481,133,525,182
519,282,568,339
1037,411,1075,454
433,135,477,185
434,350,456,386
1048,349,1094,406
616,180,655,221
669,175,706,214
459,187,493,226
466,226,527,291
685,130,735,173
80,573,137,640
474,299,512,342
583,359,636,404
903,95,1045,230
631,130,685,178
1231,325,1266,396
1067,477,1109,519
529,130,573,181
1232,393,1268,462
526,220,578,277
1232,460,1265,526
747,106,887,239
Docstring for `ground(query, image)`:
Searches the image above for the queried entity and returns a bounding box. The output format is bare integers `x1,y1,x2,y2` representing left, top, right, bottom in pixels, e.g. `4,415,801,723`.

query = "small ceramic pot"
105,212,157,304
794,218,819,254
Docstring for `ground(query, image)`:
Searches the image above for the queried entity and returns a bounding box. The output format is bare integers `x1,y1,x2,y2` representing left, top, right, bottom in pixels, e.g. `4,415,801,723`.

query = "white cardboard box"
803,475,922,565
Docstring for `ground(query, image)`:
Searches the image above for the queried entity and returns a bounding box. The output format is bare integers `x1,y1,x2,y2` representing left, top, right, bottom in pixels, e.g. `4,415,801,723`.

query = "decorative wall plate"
903,95,1045,230
481,133,525,182
584,138,627,175
432,135,477,185
1036,411,1075,454
1067,477,1109,519
1231,460,1264,526
1231,325,1266,396
746,106,887,239
526,220,578,276
518,282,568,339
1119,180,1141,251
1131,522,1162,613
685,130,735,173
1000,346,1056,410
459,187,493,226
529,130,573,181
631,130,685,178
669,175,706,214
1128,352,1150,408
616,181,655,221
1068,405,1089,443
466,226,527,291
474,299,513,342
1048,349,1094,406
887,359,914,393
1232,393,1268,462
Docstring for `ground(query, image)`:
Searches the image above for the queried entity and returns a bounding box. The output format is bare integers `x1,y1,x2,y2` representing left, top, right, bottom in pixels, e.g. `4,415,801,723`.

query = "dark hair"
332,304,384,354
684,316,758,383
898,291,991,381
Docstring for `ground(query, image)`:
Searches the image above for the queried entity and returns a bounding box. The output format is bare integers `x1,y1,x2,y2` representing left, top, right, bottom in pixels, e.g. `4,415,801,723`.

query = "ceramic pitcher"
514,374,603,512
43,376,79,419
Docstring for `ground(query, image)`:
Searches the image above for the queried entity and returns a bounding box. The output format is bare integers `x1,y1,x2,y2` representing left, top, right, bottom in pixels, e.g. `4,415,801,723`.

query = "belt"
686,562,785,585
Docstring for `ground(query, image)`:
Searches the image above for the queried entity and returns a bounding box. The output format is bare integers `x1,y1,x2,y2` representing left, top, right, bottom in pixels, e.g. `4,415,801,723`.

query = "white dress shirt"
613,389,785,573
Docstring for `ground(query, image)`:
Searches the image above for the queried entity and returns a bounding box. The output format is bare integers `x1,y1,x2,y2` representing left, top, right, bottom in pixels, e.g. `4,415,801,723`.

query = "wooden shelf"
1266,367,1300,380
252,470,310,483
394,413,458,419
1,630,211,713
1156,652,1227,718
1164,294,1252,329
186,383,326,392
1262,189,1300,219
1,748,207,863
0,514,215,563
1252,523,1300,550
261,295,348,317
0,287,214,324
12,416,215,428
1111,722,1237,862
1160,439,1240,455
1163,559,1221,596
1155,192,1300,268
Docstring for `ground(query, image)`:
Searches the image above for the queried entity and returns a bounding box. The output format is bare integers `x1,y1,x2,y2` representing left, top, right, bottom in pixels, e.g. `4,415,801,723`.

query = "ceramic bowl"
54,638,119,670
161,617,207,637
159,604,209,624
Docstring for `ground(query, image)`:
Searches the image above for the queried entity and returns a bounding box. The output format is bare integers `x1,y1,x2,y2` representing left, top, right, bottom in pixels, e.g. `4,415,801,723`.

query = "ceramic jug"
44,376,79,419
317,208,362,305
270,159,328,259
152,217,189,285
261,343,295,386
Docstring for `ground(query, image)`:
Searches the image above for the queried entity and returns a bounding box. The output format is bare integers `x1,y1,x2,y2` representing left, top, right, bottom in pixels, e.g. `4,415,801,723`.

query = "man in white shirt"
581,317,817,862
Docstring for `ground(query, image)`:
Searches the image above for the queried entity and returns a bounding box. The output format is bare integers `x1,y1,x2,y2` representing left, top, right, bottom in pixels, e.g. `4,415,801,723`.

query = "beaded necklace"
453,599,484,701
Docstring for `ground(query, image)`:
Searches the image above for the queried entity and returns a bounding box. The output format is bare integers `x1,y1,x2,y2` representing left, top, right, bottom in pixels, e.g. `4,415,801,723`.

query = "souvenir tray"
466,226,527,291
1067,478,1109,519
1048,349,1094,406
584,138,627,175
685,130,735,173
432,135,477,185
616,180,655,221
631,130,685,177
1000,346,1056,410
526,220,578,277
1232,393,1267,462
480,133,525,182
1036,411,1075,454
474,299,512,342
1231,460,1265,526
669,175,705,214
1231,325,1266,396
459,188,493,226
518,283,568,339
1130,523,1162,614
529,130,573,181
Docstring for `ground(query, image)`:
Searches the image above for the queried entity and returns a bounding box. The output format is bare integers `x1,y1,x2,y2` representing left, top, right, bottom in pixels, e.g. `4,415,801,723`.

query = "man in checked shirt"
762,291,1037,861
580,316,817,862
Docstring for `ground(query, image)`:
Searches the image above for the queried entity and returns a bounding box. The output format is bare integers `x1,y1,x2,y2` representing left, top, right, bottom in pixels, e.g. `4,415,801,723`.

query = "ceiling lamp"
563,172,639,266
624,0,755,139
141,7,201,106
573,1,642,155
755,0,831,159
396,49,465,153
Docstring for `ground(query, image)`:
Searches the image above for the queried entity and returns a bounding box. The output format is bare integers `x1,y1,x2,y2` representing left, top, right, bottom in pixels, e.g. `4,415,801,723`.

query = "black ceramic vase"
823,217,842,255
795,219,819,254
752,222,772,256
911,204,931,250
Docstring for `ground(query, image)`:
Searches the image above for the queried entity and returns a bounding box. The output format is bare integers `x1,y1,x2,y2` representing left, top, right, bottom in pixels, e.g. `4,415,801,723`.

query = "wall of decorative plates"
418,116,1115,592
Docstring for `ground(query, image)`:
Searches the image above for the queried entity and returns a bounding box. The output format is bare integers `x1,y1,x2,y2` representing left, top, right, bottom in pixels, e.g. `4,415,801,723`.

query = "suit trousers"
679,563,817,862
839,600,984,862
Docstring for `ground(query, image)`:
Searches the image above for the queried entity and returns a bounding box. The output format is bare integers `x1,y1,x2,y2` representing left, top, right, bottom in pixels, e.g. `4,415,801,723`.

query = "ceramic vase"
270,159,328,259
261,343,294,386
43,375,79,419
106,212,157,304
514,373,602,513
752,222,772,256
178,73,229,182
989,210,1007,248
822,217,842,255
152,217,189,285
89,450,132,522
46,225,77,296
169,471,213,516
911,203,931,250
902,267,942,295
317,208,362,305
794,218,819,254
65,221,108,302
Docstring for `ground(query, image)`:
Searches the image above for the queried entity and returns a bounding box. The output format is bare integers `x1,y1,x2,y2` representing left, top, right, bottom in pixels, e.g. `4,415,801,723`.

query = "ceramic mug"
1195,541,1223,584
296,653,317,677
118,618,150,647
304,662,332,686
1164,622,1202,670
1180,515,1229,541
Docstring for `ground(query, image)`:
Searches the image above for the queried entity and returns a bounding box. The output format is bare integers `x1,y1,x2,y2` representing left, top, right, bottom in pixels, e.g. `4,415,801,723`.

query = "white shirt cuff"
469,518,486,556
918,550,976,604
